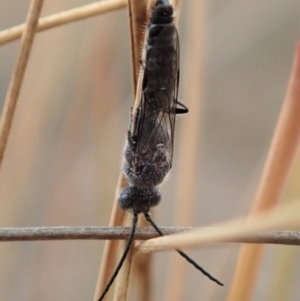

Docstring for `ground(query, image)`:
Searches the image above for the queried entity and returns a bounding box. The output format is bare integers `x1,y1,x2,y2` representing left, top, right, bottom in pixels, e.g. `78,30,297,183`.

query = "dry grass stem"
94,1,149,299
127,0,148,91
126,2,155,299
0,0,127,46
130,0,155,116
227,41,300,301
110,1,151,299
132,250,152,301
136,200,300,253
0,0,296,300
0,0,44,168
93,174,127,301
0,227,299,245
132,214,152,301
112,217,135,301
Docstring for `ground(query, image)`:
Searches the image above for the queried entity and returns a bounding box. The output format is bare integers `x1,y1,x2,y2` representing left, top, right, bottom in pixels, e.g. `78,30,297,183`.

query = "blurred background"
0,0,299,300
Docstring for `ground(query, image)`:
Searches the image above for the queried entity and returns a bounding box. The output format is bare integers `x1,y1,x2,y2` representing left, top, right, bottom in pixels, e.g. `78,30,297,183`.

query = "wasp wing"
129,24,180,165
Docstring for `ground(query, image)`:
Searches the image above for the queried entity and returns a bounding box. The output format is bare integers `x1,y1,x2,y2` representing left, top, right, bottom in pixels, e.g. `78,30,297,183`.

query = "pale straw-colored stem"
126,2,153,299
110,1,150,299
0,0,44,168
93,175,127,301
94,1,149,299
136,200,300,253
112,216,135,301
0,227,298,245
127,0,148,91
130,0,154,116
0,227,299,245
132,215,152,301
0,0,127,46
226,41,300,301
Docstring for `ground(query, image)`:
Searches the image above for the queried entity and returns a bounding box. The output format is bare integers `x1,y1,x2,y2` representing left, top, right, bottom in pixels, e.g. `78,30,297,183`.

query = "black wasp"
98,1,223,300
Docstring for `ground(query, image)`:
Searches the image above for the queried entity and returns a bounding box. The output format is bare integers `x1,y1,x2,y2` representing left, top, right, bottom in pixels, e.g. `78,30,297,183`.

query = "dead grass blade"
93,174,127,301
132,252,152,301
226,41,300,301
127,0,148,91
131,214,153,301
110,1,150,300
0,0,44,168
136,200,300,253
0,0,127,46
1,227,299,245
94,1,149,300
126,1,153,299
112,217,135,301
130,0,154,116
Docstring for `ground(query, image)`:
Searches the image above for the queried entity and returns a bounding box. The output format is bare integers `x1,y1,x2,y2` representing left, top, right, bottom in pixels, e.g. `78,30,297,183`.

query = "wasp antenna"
97,213,138,301
143,213,224,286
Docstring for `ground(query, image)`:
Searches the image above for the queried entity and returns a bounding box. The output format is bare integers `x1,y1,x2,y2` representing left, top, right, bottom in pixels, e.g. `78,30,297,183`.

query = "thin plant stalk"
132,216,152,301
94,1,149,299
127,0,148,91
0,227,299,246
131,0,155,116
136,200,300,253
111,0,150,299
93,175,127,301
126,2,153,299
112,216,135,301
226,41,300,301
0,0,44,168
0,0,127,46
